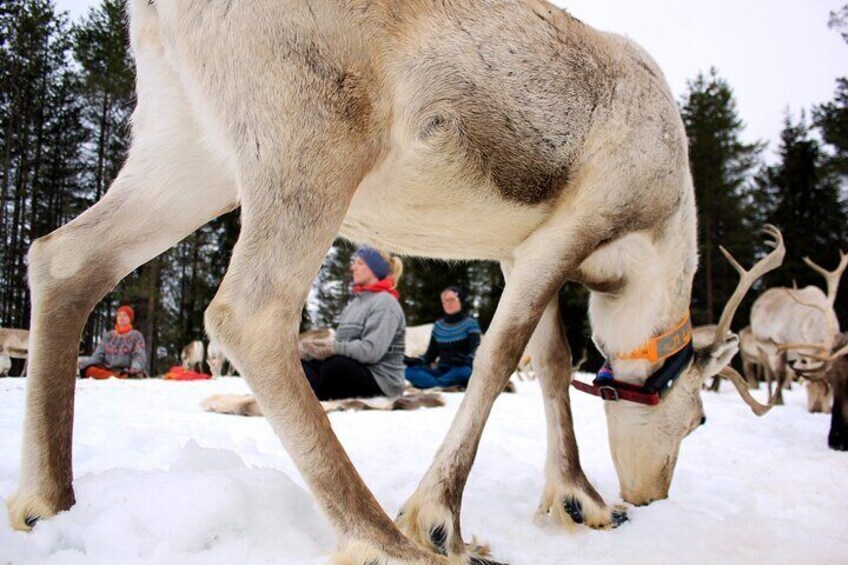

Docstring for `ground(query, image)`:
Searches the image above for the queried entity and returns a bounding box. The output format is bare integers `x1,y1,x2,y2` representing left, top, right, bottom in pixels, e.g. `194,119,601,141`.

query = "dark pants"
405,365,472,389
302,355,383,401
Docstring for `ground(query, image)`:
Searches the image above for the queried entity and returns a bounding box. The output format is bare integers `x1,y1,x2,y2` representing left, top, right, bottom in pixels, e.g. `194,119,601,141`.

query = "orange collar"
618,312,692,363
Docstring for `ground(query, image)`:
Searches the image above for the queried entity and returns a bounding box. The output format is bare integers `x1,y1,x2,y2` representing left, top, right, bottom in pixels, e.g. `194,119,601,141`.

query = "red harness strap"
570,378,661,406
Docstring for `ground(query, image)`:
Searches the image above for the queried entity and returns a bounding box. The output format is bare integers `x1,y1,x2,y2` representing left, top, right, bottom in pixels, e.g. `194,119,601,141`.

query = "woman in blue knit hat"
299,246,407,400
403,286,481,389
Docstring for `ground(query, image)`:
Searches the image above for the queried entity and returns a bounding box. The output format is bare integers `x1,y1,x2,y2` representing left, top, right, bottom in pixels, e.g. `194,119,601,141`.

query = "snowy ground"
1,376,846,564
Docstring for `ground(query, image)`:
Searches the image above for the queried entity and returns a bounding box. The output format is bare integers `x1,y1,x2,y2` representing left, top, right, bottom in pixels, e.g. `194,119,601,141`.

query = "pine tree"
680,68,764,325
830,4,848,43
68,0,138,354
312,239,356,328
758,113,848,320
0,0,85,331
814,78,848,177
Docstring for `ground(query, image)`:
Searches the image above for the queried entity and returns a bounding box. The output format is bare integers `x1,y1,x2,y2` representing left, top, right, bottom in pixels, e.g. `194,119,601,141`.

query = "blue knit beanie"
444,285,466,305
354,246,391,280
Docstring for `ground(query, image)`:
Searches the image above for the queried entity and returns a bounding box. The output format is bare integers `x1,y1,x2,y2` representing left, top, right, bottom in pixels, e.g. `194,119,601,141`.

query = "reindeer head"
602,226,784,506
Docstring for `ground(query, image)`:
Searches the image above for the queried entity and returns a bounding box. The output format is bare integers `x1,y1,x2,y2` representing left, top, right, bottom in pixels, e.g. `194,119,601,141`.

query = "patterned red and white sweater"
79,329,147,374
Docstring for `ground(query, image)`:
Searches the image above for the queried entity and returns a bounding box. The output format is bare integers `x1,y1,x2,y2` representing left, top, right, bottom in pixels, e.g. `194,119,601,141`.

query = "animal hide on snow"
202,392,445,416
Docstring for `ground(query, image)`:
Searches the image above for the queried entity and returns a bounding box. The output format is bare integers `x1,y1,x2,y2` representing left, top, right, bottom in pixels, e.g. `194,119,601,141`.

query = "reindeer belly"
341,146,551,261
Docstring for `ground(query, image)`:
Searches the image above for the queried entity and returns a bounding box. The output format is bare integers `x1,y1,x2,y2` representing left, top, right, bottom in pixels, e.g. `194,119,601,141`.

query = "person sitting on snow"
79,305,148,379
403,286,481,389
299,246,407,400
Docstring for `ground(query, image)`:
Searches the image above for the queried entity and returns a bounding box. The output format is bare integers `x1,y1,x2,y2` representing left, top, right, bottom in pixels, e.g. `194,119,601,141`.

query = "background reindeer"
750,251,847,408
5,2,782,562
180,340,205,373
738,326,764,388
206,339,229,377
0,328,29,377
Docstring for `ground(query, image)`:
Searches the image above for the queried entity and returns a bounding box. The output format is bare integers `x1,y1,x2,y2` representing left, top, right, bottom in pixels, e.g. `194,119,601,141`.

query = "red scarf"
115,323,133,335
353,277,399,299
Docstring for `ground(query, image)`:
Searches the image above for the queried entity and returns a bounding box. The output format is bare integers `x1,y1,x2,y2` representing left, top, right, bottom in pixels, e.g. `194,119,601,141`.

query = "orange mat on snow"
163,366,212,381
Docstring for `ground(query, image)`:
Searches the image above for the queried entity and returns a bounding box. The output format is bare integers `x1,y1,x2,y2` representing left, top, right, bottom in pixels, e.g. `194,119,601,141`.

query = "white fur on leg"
329,539,448,565
395,493,493,564
5,488,60,531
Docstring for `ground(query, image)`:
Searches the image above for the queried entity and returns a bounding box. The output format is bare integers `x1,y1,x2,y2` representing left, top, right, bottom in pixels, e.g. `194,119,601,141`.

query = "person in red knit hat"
78,305,148,379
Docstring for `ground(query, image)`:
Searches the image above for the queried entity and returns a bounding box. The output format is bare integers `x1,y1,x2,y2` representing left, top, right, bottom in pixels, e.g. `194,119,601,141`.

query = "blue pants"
405,365,472,389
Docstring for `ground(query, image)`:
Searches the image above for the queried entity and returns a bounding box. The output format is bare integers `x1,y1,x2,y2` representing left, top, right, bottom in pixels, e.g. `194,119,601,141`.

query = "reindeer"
0,354,11,377
739,326,763,388
180,340,205,372
206,339,229,377
0,328,29,377
6,2,781,562
823,333,848,450
750,251,848,407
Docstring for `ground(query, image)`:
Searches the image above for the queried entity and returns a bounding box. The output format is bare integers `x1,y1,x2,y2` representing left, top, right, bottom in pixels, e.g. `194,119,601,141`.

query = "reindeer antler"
793,339,848,365
719,366,778,416
803,250,848,306
712,225,786,346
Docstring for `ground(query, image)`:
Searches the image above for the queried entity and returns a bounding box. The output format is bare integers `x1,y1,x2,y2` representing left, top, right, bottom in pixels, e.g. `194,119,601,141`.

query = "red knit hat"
117,305,135,323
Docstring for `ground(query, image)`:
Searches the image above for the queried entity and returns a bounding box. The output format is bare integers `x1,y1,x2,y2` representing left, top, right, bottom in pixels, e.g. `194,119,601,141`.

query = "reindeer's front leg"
397,226,603,561
528,297,628,530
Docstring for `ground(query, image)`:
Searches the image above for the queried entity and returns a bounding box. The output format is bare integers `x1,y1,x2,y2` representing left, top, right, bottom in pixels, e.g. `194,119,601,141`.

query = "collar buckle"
598,385,620,402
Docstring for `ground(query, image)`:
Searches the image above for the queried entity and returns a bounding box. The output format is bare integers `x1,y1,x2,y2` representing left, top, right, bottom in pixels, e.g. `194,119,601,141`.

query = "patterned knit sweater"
79,329,147,374
421,312,482,367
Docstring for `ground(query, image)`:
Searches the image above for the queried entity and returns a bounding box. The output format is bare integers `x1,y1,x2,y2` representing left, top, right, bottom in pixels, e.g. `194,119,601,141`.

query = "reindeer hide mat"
202,391,445,416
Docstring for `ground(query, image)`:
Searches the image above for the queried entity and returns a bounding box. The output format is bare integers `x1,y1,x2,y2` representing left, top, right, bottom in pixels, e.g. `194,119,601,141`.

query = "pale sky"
56,0,847,162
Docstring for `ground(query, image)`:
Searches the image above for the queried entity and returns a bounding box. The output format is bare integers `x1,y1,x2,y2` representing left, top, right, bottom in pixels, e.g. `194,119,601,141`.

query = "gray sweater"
332,291,406,397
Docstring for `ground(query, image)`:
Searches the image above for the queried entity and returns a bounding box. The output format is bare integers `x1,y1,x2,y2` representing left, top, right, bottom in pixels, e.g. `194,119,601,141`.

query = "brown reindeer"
824,334,848,450
7,2,780,562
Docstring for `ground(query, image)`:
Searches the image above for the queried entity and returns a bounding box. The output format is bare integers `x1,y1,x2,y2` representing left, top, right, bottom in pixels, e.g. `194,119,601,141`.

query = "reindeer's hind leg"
6,122,238,531
528,294,628,530
397,217,607,561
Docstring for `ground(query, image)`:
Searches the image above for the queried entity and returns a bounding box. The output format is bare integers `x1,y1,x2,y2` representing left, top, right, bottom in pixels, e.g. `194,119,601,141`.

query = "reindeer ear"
695,334,739,379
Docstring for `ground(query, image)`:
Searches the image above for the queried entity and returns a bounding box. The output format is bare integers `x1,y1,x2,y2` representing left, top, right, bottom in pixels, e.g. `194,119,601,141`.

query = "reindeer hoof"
562,497,584,524
429,524,448,554
469,558,508,565
537,484,628,530
562,496,628,528
610,507,629,528
5,486,73,532
330,538,448,564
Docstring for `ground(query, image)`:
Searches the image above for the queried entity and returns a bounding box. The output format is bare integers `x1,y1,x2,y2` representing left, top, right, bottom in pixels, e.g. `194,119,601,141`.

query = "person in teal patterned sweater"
404,286,481,389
